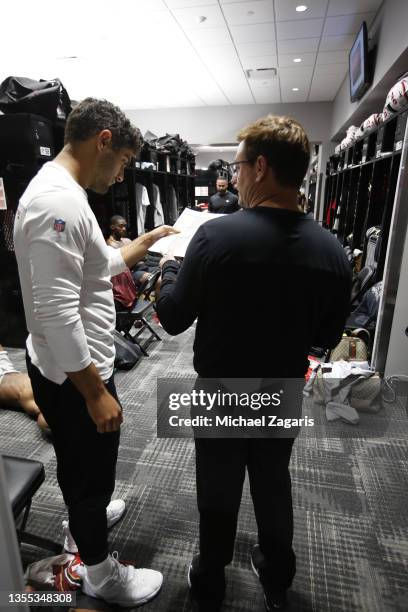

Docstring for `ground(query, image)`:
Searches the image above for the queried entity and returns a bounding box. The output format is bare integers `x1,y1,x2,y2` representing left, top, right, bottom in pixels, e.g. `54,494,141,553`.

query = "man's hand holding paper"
149,208,225,259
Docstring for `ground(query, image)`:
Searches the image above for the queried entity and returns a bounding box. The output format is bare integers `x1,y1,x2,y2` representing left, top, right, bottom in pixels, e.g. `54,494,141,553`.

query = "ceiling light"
292,87,300,91
296,5,308,11
293,58,302,63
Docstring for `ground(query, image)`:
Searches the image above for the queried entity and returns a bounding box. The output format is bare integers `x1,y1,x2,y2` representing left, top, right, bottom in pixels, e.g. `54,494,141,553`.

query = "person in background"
106,215,132,249
0,344,49,434
208,175,239,214
107,215,160,290
14,98,177,608
156,115,351,611
297,191,307,213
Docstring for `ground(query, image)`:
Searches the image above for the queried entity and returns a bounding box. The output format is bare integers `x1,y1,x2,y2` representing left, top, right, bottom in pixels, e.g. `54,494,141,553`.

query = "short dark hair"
110,215,126,226
216,175,228,183
65,98,143,154
237,115,310,189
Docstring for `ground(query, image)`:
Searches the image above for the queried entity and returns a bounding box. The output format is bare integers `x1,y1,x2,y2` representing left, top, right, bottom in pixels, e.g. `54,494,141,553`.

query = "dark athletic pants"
195,437,296,592
26,354,120,565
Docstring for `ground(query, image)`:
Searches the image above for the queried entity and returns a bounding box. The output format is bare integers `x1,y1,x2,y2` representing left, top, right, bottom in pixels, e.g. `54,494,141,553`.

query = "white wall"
331,0,408,140
125,102,333,146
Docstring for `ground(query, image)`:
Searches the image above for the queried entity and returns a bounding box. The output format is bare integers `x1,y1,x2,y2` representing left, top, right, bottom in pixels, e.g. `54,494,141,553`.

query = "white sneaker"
62,499,126,553
106,499,126,528
82,552,163,607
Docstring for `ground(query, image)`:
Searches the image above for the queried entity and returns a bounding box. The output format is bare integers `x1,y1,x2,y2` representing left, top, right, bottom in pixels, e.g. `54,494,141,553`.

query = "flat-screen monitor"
349,22,370,102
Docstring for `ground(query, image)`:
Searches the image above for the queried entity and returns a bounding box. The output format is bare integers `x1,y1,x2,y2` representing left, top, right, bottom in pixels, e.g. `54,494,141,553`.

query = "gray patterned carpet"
1,326,408,612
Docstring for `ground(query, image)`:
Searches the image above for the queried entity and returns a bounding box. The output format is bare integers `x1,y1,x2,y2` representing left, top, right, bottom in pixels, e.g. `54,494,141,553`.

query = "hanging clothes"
135,183,151,235
166,184,178,225
152,183,165,227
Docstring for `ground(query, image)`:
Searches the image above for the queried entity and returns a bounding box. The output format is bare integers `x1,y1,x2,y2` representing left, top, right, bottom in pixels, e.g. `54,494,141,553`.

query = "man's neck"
250,191,299,212
54,144,94,190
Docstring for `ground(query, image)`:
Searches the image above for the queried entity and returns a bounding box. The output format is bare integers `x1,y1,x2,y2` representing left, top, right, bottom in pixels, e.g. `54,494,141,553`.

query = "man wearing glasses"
156,115,351,611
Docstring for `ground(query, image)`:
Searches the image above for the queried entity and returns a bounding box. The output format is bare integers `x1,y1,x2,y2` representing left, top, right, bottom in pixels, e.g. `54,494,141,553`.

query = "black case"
0,112,54,164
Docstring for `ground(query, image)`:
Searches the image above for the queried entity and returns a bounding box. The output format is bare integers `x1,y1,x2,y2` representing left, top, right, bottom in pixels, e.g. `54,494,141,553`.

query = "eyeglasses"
227,160,252,174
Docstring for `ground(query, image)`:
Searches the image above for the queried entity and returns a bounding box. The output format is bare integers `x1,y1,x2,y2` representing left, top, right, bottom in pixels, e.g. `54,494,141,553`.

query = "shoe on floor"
82,552,163,607
63,499,126,553
187,553,225,612
251,545,288,611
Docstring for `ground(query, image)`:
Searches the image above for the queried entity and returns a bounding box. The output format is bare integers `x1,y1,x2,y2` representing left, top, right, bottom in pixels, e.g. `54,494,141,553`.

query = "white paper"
149,208,224,258
0,178,7,210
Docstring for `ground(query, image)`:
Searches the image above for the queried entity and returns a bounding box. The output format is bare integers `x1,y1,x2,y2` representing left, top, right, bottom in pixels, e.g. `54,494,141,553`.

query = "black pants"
26,355,120,565
195,437,296,592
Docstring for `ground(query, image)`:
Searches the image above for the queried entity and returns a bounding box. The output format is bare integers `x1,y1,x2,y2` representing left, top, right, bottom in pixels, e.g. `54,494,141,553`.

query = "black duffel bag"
113,330,143,371
0,76,72,120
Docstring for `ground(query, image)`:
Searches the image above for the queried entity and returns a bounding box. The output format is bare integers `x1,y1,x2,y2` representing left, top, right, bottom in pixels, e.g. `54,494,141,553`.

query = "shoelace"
111,552,132,585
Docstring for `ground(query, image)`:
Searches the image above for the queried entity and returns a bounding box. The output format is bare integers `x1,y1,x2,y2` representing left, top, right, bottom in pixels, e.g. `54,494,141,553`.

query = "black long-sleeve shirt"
156,207,352,378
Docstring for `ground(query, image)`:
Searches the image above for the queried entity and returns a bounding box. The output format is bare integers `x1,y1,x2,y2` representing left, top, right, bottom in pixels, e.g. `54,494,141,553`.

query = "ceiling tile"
222,83,255,104
274,0,328,21
319,34,355,51
323,12,376,36
316,49,349,64
172,4,225,29
327,0,382,17
278,52,317,67
277,18,324,40
308,90,335,101
166,0,217,7
280,80,311,94
222,1,274,27
279,65,314,82
252,87,281,103
309,78,342,100
313,62,348,77
249,76,280,89
237,41,277,58
278,37,320,54
186,26,231,47
241,54,278,69
277,37,320,54
230,22,275,44
197,43,239,64
282,91,309,102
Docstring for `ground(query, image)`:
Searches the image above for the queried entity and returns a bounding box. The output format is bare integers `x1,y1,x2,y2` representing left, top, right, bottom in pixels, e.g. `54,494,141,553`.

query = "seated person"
107,215,159,290
0,345,50,434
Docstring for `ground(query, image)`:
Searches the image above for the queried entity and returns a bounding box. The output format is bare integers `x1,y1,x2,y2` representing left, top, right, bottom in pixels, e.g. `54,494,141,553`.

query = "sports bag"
113,330,143,370
312,365,382,413
329,335,368,362
0,76,72,120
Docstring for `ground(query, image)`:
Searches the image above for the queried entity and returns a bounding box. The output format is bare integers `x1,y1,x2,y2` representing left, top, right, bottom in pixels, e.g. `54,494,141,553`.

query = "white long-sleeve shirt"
13,162,127,384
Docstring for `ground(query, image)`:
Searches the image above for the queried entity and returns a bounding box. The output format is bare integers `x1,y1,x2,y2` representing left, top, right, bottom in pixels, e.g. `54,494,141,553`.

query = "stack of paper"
149,208,224,259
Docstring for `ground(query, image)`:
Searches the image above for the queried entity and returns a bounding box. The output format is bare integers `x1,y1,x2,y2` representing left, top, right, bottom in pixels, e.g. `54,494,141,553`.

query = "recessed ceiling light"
292,87,300,91
296,5,308,11
293,58,302,63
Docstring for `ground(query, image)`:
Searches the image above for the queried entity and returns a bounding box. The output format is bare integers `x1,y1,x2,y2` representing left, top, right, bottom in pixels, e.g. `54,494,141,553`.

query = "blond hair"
237,115,310,189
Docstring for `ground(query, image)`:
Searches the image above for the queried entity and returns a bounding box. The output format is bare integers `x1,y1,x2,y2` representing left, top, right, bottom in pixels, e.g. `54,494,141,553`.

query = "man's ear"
255,155,269,182
97,129,113,151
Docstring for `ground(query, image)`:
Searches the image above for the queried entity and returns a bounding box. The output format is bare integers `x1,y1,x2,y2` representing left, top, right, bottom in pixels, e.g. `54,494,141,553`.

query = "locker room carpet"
1,327,408,612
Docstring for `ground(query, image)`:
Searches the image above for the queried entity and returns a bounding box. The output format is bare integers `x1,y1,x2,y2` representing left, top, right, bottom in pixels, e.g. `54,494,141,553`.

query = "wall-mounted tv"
349,22,371,102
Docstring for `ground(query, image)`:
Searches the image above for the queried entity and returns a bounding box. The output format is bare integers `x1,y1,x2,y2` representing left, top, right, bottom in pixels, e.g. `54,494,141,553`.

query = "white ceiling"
0,0,382,109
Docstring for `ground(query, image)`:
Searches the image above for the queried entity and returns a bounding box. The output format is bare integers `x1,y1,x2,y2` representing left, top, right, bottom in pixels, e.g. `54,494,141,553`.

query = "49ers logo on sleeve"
53,218,66,232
